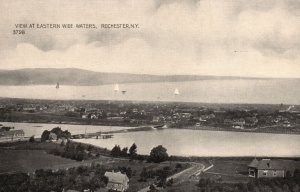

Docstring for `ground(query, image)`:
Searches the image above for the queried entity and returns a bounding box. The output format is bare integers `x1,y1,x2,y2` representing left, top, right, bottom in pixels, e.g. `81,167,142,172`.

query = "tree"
139,168,148,182
166,178,174,186
148,145,169,163
50,127,71,139
294,169,300,180
61,130,71,139
41,130,50,142
51,127,62,137
29,135,35,142
121,147,128,156
148,184,158,192
129,143,137,159
199,178,206,188
111,145,122,157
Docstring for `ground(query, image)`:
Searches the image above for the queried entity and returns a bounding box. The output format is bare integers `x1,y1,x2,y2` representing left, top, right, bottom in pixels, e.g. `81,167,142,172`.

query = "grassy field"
165,180,200,192
0,149,80,173
200,159,251,183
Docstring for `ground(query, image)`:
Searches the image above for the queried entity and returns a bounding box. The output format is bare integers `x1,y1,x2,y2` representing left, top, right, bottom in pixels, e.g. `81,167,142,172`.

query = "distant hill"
0,68,259,86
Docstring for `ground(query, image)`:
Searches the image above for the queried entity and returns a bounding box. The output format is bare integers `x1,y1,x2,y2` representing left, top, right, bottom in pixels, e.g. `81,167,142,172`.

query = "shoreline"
1,140,300,160
2,120,300,136
178,125,300,135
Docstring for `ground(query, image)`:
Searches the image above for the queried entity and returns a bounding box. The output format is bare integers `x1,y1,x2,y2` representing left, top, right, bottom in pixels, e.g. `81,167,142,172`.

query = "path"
138,162,205,192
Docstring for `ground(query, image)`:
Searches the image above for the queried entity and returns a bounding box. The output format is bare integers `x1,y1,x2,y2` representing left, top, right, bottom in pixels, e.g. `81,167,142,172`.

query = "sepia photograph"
1,0,300,191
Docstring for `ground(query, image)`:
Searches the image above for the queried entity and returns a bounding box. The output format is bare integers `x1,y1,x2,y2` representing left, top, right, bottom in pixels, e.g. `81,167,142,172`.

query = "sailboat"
56,82,59,89
174,88,179,95
114,84,119,92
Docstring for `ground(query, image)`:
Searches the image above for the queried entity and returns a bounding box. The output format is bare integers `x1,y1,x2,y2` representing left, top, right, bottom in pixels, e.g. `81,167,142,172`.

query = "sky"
1,0,300,78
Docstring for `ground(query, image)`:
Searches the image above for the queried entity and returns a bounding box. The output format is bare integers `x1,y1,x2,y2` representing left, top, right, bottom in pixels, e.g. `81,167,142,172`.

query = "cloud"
1,0,300,77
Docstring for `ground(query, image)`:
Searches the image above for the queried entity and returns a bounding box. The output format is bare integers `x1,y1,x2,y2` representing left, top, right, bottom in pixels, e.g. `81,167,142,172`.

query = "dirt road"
138,162,205,192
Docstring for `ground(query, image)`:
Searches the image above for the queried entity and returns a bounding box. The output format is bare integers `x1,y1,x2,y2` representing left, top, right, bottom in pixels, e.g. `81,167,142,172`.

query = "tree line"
0,164,109,192
111,143,169,163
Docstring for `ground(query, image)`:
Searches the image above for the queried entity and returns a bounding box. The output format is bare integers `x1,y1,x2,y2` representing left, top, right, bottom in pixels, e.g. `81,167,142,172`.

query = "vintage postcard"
0,0,300,192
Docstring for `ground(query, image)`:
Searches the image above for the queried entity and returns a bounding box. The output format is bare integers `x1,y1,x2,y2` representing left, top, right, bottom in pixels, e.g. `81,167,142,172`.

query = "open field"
208,159,249,175
0,149,79,173
165,180,200,192
200,159,254,183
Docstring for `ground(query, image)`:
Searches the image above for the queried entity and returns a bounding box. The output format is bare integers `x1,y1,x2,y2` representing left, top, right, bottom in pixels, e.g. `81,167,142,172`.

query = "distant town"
0,98,300,134
1,97,300,191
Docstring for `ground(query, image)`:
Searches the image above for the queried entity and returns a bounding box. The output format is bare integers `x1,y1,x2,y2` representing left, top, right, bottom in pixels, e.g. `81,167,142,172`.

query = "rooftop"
104,171,129,184
248,158,295,171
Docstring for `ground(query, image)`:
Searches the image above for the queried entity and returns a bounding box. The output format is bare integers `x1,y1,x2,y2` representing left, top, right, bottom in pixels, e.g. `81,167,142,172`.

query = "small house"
233,118,246,127
104,171,129,192
248,158,295,178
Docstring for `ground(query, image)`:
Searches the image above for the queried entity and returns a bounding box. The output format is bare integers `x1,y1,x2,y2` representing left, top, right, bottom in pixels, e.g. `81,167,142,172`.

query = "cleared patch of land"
200,159,251,183
0,149,79,173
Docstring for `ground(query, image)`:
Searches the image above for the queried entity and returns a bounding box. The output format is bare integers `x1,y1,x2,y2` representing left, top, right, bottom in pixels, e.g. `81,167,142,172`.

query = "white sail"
114,84,119,92
174,88,179,95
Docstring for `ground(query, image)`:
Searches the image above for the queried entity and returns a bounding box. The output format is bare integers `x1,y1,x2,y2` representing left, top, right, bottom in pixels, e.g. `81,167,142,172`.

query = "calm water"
1,79,300,104
2,122,300,157
0,122,135,138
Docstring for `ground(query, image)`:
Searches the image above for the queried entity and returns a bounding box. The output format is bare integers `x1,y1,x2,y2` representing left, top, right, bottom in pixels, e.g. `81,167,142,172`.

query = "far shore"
2,120,300,135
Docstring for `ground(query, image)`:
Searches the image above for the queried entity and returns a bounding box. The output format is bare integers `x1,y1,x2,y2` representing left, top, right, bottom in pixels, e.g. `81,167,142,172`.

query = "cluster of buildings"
1,99,300,131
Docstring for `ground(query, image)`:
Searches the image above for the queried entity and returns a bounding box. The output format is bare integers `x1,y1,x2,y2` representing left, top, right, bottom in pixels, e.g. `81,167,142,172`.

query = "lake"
0,122,135,138
1,122,300,157
1,79,300,104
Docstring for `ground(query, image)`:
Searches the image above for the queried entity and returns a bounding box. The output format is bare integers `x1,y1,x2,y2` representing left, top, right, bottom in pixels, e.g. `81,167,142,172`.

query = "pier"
71,132,113,139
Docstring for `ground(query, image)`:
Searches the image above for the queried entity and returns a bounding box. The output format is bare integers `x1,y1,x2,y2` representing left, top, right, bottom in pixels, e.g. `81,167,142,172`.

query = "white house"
104,171,129,192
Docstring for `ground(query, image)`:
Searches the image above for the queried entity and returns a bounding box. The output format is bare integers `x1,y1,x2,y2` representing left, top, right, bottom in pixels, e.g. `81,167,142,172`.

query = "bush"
29,135,35,142
148,145,169,163
41,130,50,142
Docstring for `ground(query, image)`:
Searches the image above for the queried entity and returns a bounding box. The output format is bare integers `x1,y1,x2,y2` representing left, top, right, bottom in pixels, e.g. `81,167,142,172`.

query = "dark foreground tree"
29,135,35,142
129,143,137,159
50,127,71,139
111,145,122,157
121,147,128,156
148,145,169,163
41,130,50,142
